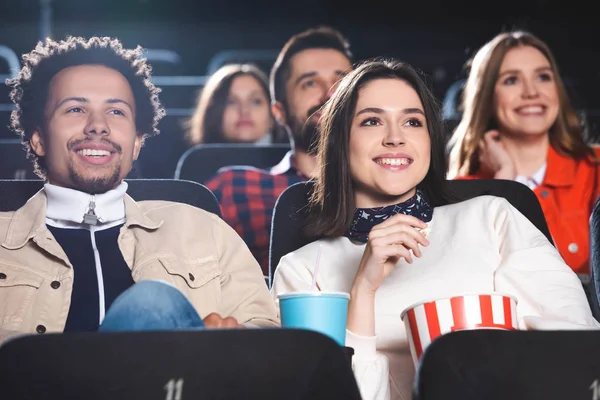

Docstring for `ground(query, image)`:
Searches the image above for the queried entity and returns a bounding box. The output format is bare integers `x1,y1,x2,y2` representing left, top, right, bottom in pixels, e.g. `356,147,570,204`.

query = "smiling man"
34,64,139,194
0,37,278,343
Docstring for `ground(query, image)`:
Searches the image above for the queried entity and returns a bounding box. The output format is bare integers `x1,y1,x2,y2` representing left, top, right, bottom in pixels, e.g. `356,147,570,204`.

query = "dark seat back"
174,143,290,183
0,139,38,179
414,329,600,400
0,329,361,400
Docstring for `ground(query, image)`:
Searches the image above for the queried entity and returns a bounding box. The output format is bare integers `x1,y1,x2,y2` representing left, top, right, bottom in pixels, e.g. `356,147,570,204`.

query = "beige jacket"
0,190,279,343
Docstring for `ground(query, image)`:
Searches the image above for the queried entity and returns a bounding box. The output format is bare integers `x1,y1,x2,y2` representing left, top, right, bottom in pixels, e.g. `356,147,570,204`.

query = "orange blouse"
458,145,600,275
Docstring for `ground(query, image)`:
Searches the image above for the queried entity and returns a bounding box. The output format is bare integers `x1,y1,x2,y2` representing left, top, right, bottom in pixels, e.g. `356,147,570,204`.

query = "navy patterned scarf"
344,190,433,243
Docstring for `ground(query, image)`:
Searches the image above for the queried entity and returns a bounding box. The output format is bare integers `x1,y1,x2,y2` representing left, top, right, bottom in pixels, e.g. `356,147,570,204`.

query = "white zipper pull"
83,195,98,225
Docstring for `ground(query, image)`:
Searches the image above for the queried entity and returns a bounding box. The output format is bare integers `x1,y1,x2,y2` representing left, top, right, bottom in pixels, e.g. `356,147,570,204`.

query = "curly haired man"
0,37,278,343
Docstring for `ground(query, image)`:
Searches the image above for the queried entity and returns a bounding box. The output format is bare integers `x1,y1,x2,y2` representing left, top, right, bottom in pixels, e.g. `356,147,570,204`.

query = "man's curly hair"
6,36,166,178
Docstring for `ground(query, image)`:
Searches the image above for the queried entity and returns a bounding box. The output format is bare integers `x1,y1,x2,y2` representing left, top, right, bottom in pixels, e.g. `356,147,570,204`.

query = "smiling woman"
271,58,599,400
304,58,453,238
447,31,600,275
348,80,432,209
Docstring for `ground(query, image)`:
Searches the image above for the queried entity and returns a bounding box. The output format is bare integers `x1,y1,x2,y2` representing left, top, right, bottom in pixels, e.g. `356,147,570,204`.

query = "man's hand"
202,313,244,329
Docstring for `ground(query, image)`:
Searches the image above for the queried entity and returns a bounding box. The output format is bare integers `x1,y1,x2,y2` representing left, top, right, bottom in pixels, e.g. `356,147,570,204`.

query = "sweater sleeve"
491,197,600,330
272,252,391,400
346,330,391,400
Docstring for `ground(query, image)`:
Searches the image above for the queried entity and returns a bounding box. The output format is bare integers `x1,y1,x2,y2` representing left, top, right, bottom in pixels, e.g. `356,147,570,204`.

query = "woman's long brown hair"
447,31,594,178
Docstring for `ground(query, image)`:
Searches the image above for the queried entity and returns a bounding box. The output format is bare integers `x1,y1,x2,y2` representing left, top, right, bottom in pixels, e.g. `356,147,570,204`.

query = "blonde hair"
447,31,592,178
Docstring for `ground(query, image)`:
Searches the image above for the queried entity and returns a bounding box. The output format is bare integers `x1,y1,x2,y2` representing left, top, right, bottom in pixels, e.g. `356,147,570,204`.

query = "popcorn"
417,226,431,237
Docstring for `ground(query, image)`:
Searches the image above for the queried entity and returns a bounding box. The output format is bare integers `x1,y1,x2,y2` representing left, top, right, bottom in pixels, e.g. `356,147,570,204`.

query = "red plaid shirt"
206,152,306,276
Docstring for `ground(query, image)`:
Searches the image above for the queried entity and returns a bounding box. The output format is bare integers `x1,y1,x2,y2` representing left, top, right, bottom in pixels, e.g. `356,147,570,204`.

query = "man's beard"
68,163,122,194
288,118,319,154
287,103,325,154
66,138,124,194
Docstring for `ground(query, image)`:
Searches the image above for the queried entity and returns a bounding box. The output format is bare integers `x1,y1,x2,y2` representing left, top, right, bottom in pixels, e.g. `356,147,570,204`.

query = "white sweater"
271,196,600,400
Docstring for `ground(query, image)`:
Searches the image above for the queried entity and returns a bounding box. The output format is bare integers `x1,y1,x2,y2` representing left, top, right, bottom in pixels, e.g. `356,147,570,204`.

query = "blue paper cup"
278,292,350,346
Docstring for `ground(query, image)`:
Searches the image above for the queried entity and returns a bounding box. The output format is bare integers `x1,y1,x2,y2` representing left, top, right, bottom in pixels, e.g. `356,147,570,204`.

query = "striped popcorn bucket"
400,293,518,365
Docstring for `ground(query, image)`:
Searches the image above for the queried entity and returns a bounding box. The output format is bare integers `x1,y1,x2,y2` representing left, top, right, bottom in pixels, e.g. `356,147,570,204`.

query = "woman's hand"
347,214,429,336
479,130,516,180
352,214,430,296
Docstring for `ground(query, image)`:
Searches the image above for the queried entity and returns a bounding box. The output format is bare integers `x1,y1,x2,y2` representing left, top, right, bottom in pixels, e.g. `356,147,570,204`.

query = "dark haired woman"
187,64,287,145
272,59,598,399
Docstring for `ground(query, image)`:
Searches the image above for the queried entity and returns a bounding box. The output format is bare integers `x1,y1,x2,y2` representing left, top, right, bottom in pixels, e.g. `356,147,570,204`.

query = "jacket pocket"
157,257,220,289
155,257,222,315
133,257,222,315
0,263,45,324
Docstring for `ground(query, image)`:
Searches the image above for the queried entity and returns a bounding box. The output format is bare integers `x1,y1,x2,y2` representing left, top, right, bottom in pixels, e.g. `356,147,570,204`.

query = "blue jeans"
99,280,205,332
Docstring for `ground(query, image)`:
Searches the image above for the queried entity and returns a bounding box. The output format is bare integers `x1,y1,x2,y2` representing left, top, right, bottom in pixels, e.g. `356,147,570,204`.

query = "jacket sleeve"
272,254,391,400
492,197,600,330
212,215,279,327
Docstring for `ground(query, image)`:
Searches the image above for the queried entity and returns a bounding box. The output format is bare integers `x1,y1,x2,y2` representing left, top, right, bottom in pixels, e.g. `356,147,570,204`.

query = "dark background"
0,0,597,177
